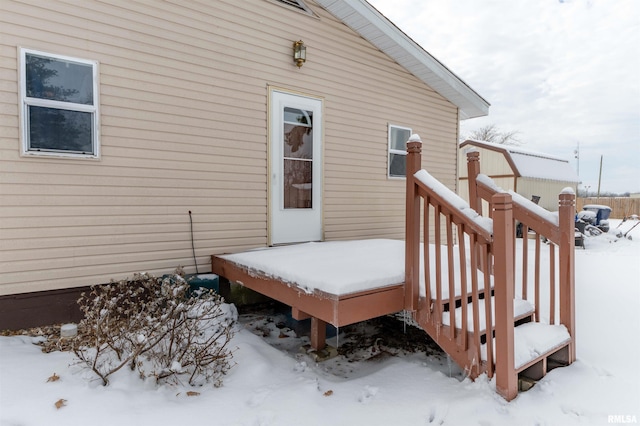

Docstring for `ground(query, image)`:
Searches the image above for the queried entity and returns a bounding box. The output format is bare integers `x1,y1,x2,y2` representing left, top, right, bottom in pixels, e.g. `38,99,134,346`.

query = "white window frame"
388,124,412,178
19,48,100,159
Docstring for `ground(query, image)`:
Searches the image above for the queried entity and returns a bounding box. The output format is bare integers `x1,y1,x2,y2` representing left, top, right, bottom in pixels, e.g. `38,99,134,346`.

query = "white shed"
458,139,580,212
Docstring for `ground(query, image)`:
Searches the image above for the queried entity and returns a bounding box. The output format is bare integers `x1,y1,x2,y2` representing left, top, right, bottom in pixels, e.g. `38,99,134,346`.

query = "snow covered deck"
211,240,407,347
217,239,406,297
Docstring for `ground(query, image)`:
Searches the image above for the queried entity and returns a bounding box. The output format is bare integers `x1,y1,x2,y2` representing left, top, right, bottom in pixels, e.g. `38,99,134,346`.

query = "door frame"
267,86,324,246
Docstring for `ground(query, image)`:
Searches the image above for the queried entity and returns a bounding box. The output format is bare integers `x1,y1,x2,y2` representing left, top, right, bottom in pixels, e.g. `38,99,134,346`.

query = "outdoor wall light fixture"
293,40,306,68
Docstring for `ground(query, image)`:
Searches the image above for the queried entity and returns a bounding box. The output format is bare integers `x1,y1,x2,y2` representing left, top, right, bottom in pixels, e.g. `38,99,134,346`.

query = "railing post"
467,149,486,273
466,149,482,213
405,135,422,312
559,189,576,363
492,192,517,401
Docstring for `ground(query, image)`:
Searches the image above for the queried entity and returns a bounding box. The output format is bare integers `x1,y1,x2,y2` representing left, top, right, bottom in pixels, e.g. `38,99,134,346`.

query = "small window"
388,125,412,178
20,48,99,158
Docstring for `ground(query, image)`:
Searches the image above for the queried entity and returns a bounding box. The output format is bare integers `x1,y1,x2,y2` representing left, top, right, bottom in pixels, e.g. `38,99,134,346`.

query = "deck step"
480,322,571,369
513,323,571,370
441,298,534,333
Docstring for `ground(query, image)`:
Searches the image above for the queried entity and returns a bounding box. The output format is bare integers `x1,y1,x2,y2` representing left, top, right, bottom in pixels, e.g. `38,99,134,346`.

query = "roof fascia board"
462,139,570,162
315,0,490,119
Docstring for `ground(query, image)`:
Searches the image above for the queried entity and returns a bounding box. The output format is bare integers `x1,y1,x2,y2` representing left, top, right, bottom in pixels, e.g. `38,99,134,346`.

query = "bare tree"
463,124,521,145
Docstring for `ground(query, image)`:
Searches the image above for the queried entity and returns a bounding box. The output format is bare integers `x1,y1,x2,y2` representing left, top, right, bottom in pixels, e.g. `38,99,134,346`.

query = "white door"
269,90,323,245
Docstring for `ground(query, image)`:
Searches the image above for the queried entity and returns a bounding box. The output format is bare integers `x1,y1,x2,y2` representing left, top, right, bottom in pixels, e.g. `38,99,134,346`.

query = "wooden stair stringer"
414,298,487,379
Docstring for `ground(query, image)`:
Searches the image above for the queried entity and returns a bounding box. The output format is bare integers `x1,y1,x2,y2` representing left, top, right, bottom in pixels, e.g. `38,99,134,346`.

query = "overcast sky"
368,0,639,194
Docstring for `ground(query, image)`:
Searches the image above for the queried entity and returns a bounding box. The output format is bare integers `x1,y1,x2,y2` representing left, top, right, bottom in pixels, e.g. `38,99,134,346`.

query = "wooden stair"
414,291,571,381
441,297,535,333
404,136,576,400
510,323,571,375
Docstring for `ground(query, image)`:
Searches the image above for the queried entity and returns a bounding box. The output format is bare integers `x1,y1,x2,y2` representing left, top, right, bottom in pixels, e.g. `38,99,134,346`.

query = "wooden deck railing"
467,149,576,365
404,137,576,401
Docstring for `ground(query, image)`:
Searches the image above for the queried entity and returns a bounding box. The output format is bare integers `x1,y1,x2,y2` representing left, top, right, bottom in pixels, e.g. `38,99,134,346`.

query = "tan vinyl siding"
458,146,515,217
0,0,460,295
458,146,514,179
516,178,574,212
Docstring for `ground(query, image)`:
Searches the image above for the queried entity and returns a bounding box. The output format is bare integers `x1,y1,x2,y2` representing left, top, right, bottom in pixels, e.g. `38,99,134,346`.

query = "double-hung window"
20,48,99,158
388,124,412,178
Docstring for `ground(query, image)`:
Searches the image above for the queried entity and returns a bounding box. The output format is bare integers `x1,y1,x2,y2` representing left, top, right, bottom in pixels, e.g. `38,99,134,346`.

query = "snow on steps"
481,322,571,369
441,298,534,332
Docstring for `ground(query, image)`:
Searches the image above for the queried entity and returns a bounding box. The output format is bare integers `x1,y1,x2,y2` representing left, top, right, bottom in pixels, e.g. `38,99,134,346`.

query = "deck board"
211,240,406,328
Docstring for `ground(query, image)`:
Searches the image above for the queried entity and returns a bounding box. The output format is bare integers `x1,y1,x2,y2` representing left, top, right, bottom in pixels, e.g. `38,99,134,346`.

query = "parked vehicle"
577,204,612,234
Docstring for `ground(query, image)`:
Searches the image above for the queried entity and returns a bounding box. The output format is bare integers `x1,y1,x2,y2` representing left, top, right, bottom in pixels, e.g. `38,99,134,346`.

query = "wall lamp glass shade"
293,40,306,68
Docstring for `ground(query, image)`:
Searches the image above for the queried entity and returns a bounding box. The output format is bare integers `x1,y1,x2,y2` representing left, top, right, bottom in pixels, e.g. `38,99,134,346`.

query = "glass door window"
283,107,313,209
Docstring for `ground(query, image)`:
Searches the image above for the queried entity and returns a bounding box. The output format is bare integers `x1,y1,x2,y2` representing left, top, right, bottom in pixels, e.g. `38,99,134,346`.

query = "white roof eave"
315,0,490,119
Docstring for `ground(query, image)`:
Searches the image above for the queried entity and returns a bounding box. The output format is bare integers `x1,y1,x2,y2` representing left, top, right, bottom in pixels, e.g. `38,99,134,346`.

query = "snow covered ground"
1,219,638,426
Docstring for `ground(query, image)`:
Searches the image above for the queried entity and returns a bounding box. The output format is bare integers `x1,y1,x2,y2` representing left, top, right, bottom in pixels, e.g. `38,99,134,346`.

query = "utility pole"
574,142,580,195
596,155,603,201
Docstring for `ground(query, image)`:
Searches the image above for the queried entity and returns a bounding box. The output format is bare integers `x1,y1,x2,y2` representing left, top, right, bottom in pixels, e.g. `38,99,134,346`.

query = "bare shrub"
73,270,236,387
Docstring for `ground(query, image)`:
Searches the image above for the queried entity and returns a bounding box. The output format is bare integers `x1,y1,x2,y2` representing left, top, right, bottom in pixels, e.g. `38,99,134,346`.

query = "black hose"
188,210,199,274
